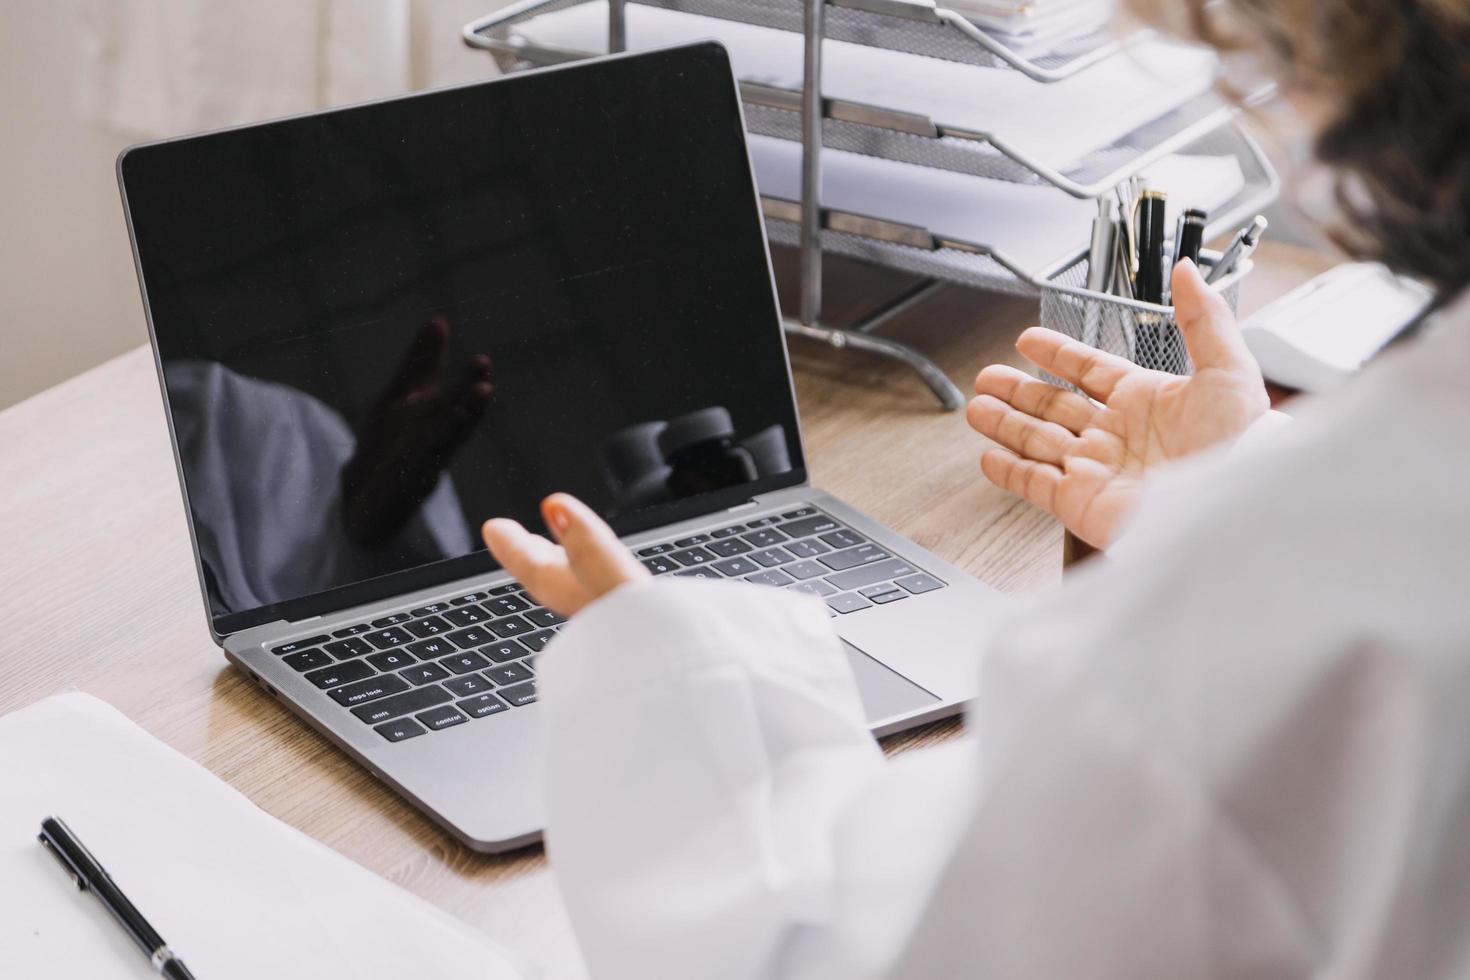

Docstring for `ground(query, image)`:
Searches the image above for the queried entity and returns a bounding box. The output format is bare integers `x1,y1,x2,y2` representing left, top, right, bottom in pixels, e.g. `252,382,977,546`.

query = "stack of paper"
944,0,1117,58
513,2,1217,172
0,693,527,979
749,134,1246,275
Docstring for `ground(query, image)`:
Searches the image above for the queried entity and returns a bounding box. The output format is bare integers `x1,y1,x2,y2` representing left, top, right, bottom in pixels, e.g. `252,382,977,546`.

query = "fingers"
967,394,1077,466
481,517,584,613
1171,259,1254,373
1015,326,1138,403
541,494,649,599
980,448,1061,513
973,364,1098,435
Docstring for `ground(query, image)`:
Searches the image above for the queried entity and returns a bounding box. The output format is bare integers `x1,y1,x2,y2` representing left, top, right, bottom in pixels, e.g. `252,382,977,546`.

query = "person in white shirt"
480,1,1470,976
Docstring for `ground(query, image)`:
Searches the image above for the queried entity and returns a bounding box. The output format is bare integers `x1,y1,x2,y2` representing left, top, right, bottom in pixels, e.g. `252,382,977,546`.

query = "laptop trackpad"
843,640,939,724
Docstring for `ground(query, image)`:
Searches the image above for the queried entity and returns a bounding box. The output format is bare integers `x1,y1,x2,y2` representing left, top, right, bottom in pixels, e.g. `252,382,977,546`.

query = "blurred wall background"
0,0,505,410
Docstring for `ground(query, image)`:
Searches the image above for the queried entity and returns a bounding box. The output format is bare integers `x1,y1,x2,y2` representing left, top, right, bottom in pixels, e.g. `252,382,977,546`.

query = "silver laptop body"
120,43,997,852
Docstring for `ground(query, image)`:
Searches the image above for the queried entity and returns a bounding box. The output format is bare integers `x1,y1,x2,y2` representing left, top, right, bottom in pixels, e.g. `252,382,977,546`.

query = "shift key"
351,684,453,724
825,557,920,592
327,674,409,707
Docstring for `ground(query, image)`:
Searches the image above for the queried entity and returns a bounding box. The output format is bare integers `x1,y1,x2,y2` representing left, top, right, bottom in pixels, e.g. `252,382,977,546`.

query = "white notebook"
0,693,527,979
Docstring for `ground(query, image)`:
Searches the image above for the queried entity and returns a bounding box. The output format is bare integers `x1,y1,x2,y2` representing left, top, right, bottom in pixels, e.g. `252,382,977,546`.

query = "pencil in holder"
1038,248,1251,386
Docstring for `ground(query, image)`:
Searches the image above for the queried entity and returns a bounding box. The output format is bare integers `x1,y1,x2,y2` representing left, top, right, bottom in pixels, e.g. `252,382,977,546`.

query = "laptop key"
674,568,721,580
482,640,529,663
405,615,452,638
745,517,781,528
444,674,494,697
859,582,902,598
524,608,565,628
324,637,372,660
826,558,920,592
820,529,864,549
443,605,489,627
675,534,710,546
484,595,529,616
637,543,676,556
670,546,716,566
871,590,908,605
783,559,828,580
331,623,373,638
819,544,888,572
642,555,679,575
710,525,744,538
487,583,522,597
781,507,817,520
368,650,417,672
486,662,533,686
328,674,410,707
742,528,788,548
439,651,490,675
896,573,946,595
350,683,451,723
365,626,414,649
779,515,839,539
487,615,534,638
416,705,468,731
497,680,538,707
283,648,334,672
374,718,426,742
520,629,557,652
712,556,760,577
748,547,793,567
746,569,795,588
458,693,510,718
410,602,452,617
785,538,831,559
272,635,331,656
451,591,492,605
371,612,412,628
408,638,456,661
447,626,493,649
789,579,838,598
304,659,376,689
826,593,874,614
400,663,450,686
706,537,752,557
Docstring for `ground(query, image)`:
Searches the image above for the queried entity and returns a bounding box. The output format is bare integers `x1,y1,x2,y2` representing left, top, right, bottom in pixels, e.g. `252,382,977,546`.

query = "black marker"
38,816,199,979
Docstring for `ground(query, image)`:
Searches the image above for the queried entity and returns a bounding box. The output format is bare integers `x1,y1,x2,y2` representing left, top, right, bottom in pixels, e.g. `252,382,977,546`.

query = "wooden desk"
0,241,1334,978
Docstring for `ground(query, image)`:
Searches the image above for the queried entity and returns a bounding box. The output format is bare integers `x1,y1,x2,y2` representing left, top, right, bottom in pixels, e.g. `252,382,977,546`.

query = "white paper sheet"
0,693,526,979
748,134,1246,273
513,2,1217,170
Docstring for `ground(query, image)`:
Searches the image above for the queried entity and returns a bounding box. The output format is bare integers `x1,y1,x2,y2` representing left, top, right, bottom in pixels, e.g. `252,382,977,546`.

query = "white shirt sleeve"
538,579,980,980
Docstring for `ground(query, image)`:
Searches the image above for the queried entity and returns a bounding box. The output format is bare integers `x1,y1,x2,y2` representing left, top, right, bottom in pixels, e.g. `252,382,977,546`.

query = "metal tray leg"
783,316,967,411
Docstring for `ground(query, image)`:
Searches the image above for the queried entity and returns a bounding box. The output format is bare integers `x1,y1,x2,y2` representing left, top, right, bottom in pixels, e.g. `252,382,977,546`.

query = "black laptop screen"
120,44,804,631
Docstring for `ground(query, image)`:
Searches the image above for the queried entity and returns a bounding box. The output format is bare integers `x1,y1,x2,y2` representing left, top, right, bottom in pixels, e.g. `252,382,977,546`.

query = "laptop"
118,42,998,852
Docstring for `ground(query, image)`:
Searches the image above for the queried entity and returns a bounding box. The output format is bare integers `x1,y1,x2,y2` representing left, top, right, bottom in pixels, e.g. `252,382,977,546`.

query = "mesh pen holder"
1039,248,1251,385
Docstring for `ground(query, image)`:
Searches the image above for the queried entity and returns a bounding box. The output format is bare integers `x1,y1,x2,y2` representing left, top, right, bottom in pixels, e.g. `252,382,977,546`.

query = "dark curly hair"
1130,0,1470,297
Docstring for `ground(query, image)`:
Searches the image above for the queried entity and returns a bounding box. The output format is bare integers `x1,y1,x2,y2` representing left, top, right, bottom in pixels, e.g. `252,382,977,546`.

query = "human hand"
342,316,493,544
967,259,1269,549
481,493,650,617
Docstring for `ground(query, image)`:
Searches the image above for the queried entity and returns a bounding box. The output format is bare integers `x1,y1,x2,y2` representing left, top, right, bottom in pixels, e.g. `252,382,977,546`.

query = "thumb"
541,493,647,597
1171,258,1253,373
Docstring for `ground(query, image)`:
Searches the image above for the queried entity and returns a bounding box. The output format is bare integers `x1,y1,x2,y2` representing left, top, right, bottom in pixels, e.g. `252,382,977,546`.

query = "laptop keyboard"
267,507,945,744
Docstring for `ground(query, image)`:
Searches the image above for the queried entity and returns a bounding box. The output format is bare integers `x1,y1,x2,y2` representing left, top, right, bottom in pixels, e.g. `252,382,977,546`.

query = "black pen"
1135,190,1168,304
38,816,199,979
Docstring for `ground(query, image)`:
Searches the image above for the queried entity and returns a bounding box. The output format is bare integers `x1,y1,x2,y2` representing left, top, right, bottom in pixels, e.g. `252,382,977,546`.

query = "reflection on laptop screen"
120,44,802,626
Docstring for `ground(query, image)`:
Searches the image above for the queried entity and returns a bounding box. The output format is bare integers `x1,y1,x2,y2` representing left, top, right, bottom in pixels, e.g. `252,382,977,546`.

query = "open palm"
967,259,1269,548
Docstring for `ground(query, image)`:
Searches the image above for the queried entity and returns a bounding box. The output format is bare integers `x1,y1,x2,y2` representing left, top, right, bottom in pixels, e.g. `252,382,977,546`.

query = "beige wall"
0,0,504,410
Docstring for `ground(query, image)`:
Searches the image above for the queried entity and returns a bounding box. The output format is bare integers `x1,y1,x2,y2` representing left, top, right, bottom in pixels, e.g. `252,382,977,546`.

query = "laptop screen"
119,44,804,633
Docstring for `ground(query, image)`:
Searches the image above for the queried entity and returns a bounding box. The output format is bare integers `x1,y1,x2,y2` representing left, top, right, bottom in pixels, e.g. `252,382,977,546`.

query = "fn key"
374,718,425,742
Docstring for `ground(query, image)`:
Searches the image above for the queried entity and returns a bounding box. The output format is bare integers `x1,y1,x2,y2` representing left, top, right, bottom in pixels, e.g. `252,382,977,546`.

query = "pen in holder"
1039,248,1252,385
